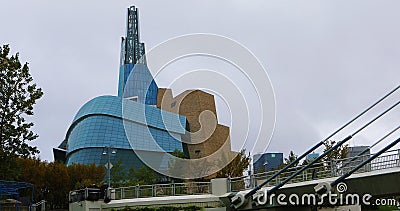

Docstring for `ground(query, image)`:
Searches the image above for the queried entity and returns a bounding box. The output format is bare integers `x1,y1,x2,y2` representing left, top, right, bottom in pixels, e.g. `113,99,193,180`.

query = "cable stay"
315,135,400,195
230,85,400,209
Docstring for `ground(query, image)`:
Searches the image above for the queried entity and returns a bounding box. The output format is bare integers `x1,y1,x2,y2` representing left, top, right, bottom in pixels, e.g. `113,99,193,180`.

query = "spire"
121,6,146,65
118,6,157,104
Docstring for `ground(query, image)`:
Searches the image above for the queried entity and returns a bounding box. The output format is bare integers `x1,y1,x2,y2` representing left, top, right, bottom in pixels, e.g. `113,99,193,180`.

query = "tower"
118,6,158,105
55,6,186,174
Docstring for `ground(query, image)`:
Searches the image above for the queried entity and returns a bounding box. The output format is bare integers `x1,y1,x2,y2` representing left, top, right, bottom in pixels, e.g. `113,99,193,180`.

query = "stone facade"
157,88,232,159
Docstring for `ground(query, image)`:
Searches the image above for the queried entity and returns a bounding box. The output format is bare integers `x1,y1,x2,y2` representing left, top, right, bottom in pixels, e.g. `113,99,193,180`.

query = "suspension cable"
267,100,400,194
341,125,400,169
241,85,400,199
331,136,400,187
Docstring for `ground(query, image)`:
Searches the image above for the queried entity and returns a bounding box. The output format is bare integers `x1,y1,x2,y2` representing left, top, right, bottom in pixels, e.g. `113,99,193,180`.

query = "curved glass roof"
71,95,186,134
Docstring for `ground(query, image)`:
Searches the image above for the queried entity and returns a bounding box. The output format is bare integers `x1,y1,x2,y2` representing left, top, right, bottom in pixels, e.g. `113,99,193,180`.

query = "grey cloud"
0,0,399,161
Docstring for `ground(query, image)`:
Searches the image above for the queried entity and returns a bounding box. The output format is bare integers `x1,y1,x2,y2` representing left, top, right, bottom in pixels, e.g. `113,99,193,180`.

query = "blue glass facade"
67,148,142,169
54,6,189,175
65,96,186,169
67,148,170,171
71,95,185,135
120,64,158,105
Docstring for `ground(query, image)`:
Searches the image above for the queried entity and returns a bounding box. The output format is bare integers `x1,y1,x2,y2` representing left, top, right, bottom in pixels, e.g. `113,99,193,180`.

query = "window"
126,96,138,102
171,101,176,107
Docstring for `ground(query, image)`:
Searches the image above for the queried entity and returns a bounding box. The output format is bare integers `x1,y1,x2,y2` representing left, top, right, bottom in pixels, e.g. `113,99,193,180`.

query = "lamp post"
102,146,116,188
263,161,268,172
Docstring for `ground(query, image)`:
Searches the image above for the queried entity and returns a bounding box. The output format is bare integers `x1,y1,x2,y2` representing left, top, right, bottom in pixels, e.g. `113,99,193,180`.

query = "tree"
17,158,105,208
0,44,43,180
44,162,70,209
284,150,299,167
67,163,105,189
128,165,158,185
110,159,127,187
17,157,47,201
301,158,311,166
322,139,348,163
273,151,300,171
170,149,187,159
216,149,251,178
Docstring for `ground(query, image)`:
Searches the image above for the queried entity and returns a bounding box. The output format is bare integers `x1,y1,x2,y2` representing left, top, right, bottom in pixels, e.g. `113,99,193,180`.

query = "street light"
102,146,116,188
263,161,268,172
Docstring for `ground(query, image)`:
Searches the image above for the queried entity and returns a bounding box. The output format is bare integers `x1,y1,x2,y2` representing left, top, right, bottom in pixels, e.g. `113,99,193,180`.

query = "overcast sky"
1,0,399,161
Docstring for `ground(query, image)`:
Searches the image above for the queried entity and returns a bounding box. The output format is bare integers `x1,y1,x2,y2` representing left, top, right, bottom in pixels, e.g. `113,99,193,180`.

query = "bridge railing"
229,148,400,192
370,149,400,170
333,149,400,176
69,188,104,203
31,200,46,211
112,182,211,200
68,150,399,200
229,161,333,192
69,182,211,202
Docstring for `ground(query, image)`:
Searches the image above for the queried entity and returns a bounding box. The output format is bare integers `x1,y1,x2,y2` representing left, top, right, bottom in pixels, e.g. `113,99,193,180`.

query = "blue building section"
306,153,320,162
120,64,158,105
53,6,188,174
253,153,284,172
64,96,186,169
70,95,185,135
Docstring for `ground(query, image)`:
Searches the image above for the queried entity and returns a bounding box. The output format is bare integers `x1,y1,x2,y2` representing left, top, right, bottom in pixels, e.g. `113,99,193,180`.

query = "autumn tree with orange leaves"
17,158,105,209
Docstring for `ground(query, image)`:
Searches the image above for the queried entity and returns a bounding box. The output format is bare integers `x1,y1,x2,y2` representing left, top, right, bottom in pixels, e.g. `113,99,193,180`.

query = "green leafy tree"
321,140,348,177
273,151,300,171
322,140,348,163
110,159,127,187
67,163,105,189
170,149,187,158
284,150,299,167
128,165,158,185
0,44,43,180
216,149,251,178
301,158,311,166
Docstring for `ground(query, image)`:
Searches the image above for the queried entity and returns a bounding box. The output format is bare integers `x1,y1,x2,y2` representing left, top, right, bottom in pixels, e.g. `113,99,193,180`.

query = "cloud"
1,0,399,161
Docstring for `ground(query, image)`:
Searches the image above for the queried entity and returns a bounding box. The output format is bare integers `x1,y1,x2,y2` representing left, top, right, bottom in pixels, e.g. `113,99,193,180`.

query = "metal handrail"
67,148,399,202
240,85,400,200
331,137,400,187
113,182,211,199
69,181,212,202
31,200,46,211
229,148,400,192
333,148,400,176
229,161,332,192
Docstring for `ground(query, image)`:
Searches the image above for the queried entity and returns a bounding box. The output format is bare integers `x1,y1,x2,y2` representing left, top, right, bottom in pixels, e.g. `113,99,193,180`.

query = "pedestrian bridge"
69,148,400,211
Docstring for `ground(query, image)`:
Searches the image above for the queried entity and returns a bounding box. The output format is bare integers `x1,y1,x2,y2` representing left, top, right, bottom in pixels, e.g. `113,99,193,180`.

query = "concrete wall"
69,201,103,211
